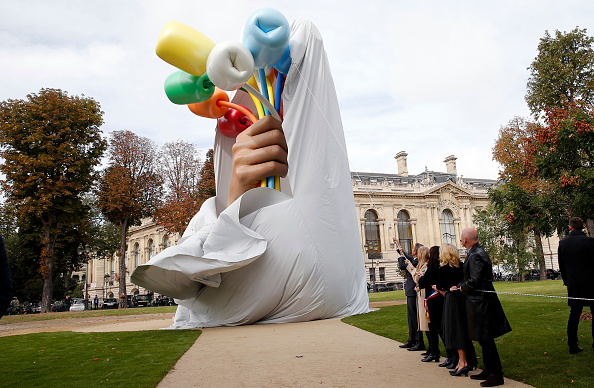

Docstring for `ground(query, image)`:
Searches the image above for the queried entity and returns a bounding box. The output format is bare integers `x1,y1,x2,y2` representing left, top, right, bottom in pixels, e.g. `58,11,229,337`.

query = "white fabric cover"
131,19,369,328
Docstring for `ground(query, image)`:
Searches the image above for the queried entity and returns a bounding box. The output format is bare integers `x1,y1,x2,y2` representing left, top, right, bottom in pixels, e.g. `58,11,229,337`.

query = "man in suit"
558,217,594,354
456,228,511,387
395,239,425,351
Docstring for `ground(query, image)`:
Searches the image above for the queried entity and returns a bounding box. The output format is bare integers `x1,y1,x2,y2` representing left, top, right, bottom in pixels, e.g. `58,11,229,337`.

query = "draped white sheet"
131,19,369,328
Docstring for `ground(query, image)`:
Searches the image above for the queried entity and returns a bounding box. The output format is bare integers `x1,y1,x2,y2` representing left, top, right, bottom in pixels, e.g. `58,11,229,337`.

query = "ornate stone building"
353,152,497,289
84,151,559,298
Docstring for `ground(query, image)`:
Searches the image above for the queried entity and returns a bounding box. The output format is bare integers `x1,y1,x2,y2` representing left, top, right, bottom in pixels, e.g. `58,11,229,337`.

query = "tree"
96,131,162,305
526,27,594,117
492,117,567,279
0,89,106,312
153,140,203,236
532,103,594,233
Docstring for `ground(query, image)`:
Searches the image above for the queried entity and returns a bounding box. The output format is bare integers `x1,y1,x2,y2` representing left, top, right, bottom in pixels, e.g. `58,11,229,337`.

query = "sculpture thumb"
207,41,255,91
242,8,290,69
156,21,215,76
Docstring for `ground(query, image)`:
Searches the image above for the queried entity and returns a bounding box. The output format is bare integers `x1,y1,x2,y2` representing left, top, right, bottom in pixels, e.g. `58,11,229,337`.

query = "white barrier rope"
478,289,594,302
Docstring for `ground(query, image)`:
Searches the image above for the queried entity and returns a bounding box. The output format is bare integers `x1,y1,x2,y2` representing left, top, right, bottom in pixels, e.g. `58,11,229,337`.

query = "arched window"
397,210,413,255
163,235,170,249
148,239,155,259
441,209,456,244
364,210,381,259
134,243,140,268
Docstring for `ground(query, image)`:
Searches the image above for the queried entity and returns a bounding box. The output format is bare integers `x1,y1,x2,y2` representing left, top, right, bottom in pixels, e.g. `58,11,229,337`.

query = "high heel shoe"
421,354,440,362
450,365,471,377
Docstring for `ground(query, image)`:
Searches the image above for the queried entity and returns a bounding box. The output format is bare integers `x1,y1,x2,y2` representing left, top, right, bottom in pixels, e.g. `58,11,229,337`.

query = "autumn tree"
96,131,162,305
532,103,594,234
491,117,566,279
153,140,202,236
526,27,594,117
0,89,106,312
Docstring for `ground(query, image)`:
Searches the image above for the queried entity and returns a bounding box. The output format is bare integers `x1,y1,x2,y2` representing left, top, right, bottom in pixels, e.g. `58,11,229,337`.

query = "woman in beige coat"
406,247,430,333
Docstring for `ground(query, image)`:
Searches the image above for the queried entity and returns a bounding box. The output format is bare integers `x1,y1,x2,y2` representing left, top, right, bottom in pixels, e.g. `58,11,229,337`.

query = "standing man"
93,295,99,310
395,238,425,351
558,217,594,354
456,228,511,387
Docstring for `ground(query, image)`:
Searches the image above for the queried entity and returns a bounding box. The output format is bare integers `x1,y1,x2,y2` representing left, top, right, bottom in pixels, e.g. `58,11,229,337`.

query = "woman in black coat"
435,244,476,377
418,245,443,362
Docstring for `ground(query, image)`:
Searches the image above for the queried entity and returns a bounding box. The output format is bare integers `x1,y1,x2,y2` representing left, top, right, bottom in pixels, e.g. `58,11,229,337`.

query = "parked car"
524,269,542,281
154,295,176,306
135,294,151,307
102,298,118,309
51,301,67,312
69,299,86,312
547,269,561,280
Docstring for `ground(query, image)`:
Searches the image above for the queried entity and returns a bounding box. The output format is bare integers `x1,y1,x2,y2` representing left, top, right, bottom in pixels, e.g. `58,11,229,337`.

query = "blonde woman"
435,243,476,377
407,246,430,333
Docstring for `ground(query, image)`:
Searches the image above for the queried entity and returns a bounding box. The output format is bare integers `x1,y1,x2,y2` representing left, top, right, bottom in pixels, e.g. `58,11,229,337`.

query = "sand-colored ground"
0,304,530,387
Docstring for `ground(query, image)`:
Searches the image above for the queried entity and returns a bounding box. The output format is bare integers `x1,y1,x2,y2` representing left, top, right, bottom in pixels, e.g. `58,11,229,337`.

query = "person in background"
395,238,425,351
435,243,476,377
0,235,14,318
119,292,126,309
457,228,511,387
418,245,444,363
407,246,431,356
557,217,594,355
93,295,99,310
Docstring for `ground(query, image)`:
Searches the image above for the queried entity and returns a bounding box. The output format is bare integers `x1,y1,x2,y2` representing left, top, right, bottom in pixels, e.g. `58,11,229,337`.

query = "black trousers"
478,338,502,376
406,295,423,343
568,305,594,348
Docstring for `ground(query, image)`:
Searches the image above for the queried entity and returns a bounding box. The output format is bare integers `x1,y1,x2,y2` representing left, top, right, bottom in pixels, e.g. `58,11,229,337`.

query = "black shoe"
421,351,429,356
446,359,458,369
450,365,471,377
421,354,440,363
399,340,414,349
438,358,451,367
569,347,584,354
407,343,426,351
471,369,491,380
480,374,504,387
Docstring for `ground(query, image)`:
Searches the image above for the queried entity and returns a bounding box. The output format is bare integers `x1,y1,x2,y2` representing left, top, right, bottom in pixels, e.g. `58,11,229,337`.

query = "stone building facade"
83,151,560,298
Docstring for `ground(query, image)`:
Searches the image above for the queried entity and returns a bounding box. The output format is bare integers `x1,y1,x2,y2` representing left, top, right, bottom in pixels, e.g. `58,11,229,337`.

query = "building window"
441,209,456,244
148,239,155,259
379,267,385,281
163,235,170,249
369,267,376,283
397,210,413,255
134,243,140,268
364,210,381,259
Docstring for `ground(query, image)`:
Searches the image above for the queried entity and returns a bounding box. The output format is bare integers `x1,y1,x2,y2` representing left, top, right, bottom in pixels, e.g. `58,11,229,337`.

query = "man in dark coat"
558,217,594,355
456,228,511,387
395,238,425,351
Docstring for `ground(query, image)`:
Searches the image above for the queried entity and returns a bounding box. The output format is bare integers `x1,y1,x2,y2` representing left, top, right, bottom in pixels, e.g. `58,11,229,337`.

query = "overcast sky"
2,0,593,180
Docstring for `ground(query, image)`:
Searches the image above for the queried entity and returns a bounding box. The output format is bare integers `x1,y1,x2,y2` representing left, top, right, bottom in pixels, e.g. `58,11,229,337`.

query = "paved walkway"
77,317,531,388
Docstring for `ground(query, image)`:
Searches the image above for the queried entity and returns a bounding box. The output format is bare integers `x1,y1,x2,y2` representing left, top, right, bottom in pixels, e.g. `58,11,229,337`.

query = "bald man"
455,228,511,387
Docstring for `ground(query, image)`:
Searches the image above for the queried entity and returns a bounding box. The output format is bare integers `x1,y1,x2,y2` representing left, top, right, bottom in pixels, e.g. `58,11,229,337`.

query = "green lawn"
0,330,200,387
345,280,593,387
367,289,407,302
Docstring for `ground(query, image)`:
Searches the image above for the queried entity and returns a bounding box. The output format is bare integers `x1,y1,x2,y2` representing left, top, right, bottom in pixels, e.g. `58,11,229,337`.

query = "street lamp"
77,243,97,309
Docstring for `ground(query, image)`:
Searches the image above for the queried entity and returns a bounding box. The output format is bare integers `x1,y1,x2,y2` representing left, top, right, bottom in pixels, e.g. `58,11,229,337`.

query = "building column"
433,206,441,246
454,220,461,248
426,206,435,246
411,220,418,246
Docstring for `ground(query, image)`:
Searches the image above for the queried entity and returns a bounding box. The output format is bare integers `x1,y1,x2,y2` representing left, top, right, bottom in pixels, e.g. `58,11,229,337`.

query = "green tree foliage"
0,89,106,312
526,27,594,117
96,131,162,304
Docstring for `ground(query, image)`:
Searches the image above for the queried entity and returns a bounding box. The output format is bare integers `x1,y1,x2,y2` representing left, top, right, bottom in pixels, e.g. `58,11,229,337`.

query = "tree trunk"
534,232,547,280
586,219,594,237
40,219,58,313
118,217,128,309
